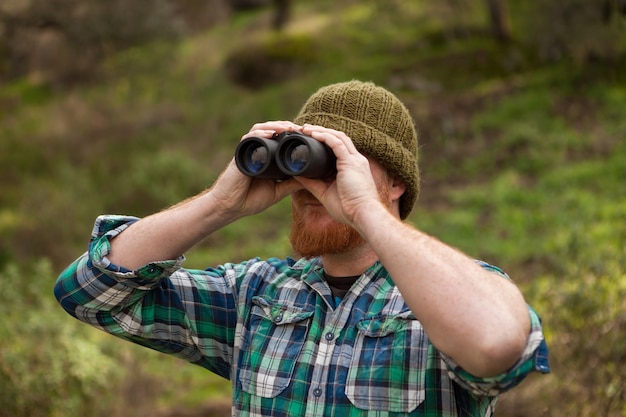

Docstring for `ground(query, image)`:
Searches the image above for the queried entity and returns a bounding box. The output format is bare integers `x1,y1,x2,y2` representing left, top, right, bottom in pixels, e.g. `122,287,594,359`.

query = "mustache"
292,190,319,205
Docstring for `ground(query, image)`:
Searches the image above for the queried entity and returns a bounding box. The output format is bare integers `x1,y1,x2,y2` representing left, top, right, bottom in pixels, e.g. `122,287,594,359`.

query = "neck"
320,243,379,277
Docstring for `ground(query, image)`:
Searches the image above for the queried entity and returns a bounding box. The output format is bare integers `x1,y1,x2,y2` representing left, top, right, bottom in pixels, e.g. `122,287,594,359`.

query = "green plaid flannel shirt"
55,215,550,417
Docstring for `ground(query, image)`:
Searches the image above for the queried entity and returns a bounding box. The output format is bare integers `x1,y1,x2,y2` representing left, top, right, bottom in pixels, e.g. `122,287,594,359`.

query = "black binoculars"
235,131,337,180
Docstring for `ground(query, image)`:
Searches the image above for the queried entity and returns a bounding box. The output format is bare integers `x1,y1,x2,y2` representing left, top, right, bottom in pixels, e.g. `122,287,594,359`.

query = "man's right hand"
208,121,305,219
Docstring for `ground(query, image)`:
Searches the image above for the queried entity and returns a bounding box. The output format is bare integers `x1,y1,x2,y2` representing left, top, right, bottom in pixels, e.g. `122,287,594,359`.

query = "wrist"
352,201,398,238
198,189,245,229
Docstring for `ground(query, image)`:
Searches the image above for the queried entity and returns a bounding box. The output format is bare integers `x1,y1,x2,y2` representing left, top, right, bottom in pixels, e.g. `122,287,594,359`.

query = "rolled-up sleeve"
442,306,550,396
54,215,239,378
437,261,550,396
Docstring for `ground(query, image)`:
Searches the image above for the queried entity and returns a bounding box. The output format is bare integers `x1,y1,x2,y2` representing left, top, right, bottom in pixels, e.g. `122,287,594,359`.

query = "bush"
224,33,318,89
520,0,626,63
0,0,184,87
0,259,122,417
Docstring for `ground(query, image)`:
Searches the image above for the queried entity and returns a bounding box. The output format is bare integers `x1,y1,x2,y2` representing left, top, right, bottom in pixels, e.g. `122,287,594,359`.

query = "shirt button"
313,387,322,397
324,332,334,341
273,314,283,323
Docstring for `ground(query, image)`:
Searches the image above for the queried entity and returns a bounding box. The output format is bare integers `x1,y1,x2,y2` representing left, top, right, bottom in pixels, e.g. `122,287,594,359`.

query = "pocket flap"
251,295,315,325
356,311,416,337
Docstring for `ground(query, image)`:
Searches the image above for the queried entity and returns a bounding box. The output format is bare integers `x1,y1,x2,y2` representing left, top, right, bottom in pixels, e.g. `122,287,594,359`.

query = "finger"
310,130,362,162
293,176,329,202
274,177,305,199
241,129,277,141
242,121,304,142
301,124,360,155
249,121,302,133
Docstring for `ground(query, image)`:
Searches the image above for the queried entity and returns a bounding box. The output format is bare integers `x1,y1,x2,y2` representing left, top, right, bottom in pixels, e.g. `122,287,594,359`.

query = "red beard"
289,183,391,258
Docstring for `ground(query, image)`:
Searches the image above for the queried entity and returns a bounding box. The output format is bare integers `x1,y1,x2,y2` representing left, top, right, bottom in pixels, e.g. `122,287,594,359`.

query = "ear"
390,174,407,201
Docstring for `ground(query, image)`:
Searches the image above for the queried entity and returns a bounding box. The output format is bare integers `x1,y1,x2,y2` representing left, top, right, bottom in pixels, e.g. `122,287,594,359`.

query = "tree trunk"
485,0,512,43
272,0,291,31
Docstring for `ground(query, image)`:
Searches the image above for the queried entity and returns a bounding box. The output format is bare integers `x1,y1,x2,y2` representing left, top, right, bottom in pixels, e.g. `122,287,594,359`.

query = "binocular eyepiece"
235,131,337,180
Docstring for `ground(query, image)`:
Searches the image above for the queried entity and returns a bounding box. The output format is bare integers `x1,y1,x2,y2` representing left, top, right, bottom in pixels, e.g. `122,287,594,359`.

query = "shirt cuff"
88,214,185,288
442,306,550,396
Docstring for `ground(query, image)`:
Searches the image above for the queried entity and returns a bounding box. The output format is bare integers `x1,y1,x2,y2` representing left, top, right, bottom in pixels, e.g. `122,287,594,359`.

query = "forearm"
108,157,303,271
355,205,531,377
107,189,241,270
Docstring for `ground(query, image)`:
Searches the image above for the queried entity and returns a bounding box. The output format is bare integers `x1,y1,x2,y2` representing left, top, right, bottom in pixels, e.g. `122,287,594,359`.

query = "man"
55,80,549,416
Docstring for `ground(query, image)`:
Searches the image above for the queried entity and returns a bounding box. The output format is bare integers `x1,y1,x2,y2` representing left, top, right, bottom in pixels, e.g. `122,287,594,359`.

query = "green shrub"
0,259,123,417
224,32,318,89
520,0,626,63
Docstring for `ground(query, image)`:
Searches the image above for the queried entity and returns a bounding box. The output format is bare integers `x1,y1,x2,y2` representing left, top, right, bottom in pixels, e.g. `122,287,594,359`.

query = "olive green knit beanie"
293,80,419,219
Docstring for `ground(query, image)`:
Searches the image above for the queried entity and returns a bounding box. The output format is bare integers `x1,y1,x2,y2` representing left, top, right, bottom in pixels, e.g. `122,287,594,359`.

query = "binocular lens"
235,137,288,179
246,146,269,173
283,143,310,173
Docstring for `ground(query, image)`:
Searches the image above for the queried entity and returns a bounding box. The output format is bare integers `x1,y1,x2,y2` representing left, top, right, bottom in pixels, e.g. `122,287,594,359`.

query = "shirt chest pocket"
346,313,428,413
238,296,314,398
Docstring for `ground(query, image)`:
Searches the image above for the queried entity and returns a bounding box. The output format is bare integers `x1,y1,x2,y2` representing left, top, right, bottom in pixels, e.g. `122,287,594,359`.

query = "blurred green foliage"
1,1,625,416
0,260,121,417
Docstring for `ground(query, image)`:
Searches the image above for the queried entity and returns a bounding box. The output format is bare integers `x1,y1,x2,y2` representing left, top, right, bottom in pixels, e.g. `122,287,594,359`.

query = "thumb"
274,178,305,200
292,177,329,202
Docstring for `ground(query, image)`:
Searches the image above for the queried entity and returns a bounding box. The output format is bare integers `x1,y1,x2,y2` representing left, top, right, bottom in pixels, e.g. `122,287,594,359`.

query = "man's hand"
210,121,305,219
293,124,391,229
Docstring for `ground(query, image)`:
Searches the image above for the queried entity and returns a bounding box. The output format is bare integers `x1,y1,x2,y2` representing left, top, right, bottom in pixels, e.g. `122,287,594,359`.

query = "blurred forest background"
1,0,625,416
